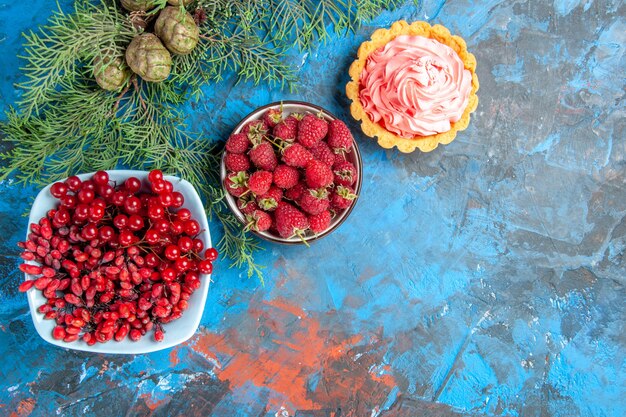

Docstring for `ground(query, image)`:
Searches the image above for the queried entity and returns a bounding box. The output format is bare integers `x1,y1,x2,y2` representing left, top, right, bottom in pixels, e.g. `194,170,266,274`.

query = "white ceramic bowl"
220,101,363,245
23,170,211,354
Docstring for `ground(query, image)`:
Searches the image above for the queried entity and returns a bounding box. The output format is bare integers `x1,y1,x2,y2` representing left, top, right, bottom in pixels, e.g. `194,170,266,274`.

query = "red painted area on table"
140,394,170,412
177,298,399,414
10,398,35,417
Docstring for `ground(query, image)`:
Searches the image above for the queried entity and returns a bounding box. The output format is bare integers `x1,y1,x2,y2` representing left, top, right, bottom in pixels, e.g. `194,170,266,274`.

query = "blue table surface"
1,1,624,416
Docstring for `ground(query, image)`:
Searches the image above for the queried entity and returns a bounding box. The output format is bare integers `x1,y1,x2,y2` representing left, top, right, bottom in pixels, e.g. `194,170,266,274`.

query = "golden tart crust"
346,20,479,153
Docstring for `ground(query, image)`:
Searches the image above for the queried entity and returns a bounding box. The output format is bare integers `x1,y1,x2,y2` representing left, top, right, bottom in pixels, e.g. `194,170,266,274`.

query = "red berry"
272,115,298,141
225,132,250,154
148,169,163,183
198,260,213,274
184,220,200,236
242,119,269,142
256,186,283,211
249,141,278,171
263,108,283,128
331,185,358,210
52,326,66,340
245,210,272,232
248,170,273,196
204,248,218,262
151,179,166,194
333,160,357,186
224,171,248,197
297,114,328,148
171,192,184,208
310,141,336,167
282,143,313,168
224,152,251,172
177,236,193,252
124,196,141,214
298,188,330,215
177,208,191,221
124,177,141,193
284,182,307,202
65,176,82,192
164,245,180,260
327,119,354,153
93,170,109,186
305,159,334,189
272,165,299,189
50,182,68,199
19,280,35,292
275,202,309,239
309,210,332,234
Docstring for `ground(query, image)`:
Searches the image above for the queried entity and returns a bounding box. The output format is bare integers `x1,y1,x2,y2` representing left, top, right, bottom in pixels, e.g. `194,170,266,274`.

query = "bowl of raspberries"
221,101,362,245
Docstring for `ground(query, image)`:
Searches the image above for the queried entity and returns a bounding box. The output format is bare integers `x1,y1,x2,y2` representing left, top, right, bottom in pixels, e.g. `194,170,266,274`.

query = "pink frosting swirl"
359,35,472,138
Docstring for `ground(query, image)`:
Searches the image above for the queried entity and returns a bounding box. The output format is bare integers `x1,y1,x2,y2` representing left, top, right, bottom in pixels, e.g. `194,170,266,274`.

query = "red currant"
113,214,128,229
184,220,200,236
151,180,166,194
127,214,144,231
124,196,141,214
198,260,213,274
148,169,163,183
148,203,165,220
65,176,82,192
124,177,141,193
164,245,180,260
171,192,184,208
177,236,193,252
192,238,204,252
144,229,160,245
50,182,68,198
204,248,219,262
99,226,115,241
93,170,109,186
177,208,191,221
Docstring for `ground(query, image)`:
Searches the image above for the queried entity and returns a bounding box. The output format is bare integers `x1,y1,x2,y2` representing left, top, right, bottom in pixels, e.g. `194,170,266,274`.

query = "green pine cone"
154,6,199,55
93,55,130,91
167,0,194,5
125,33,172,82
120,0,160,12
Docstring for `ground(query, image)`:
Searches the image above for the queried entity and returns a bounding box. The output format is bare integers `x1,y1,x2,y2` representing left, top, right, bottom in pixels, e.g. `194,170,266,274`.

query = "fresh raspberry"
263,108,283,128
225,132,250,154
273,115,299,141
242,119,269,144
249,141,278,171
298,188,330,215
248,170,273,195
309,210,331,234
327,119,353,153
282,143,313,168
305,159,333,189
310,141,335,167
333,152,348,166
297,114,328,148
224,152,250,172
237,197,259,215
273,165,299,189
331,185,358,210
256,186,283,211
275,201,310,238
245,210,272,232
333,160,357,186
284,182,306,201
224,171,248,197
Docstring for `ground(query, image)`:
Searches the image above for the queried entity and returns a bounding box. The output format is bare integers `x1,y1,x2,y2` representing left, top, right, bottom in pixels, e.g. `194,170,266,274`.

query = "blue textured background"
1,1,625,416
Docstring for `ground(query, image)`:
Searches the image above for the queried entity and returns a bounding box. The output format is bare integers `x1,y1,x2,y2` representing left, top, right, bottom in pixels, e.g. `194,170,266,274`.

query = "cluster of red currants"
18,170,217,344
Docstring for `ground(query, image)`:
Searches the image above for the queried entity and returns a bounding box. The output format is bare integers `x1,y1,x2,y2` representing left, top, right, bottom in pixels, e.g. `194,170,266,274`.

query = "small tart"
346,21,479,153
